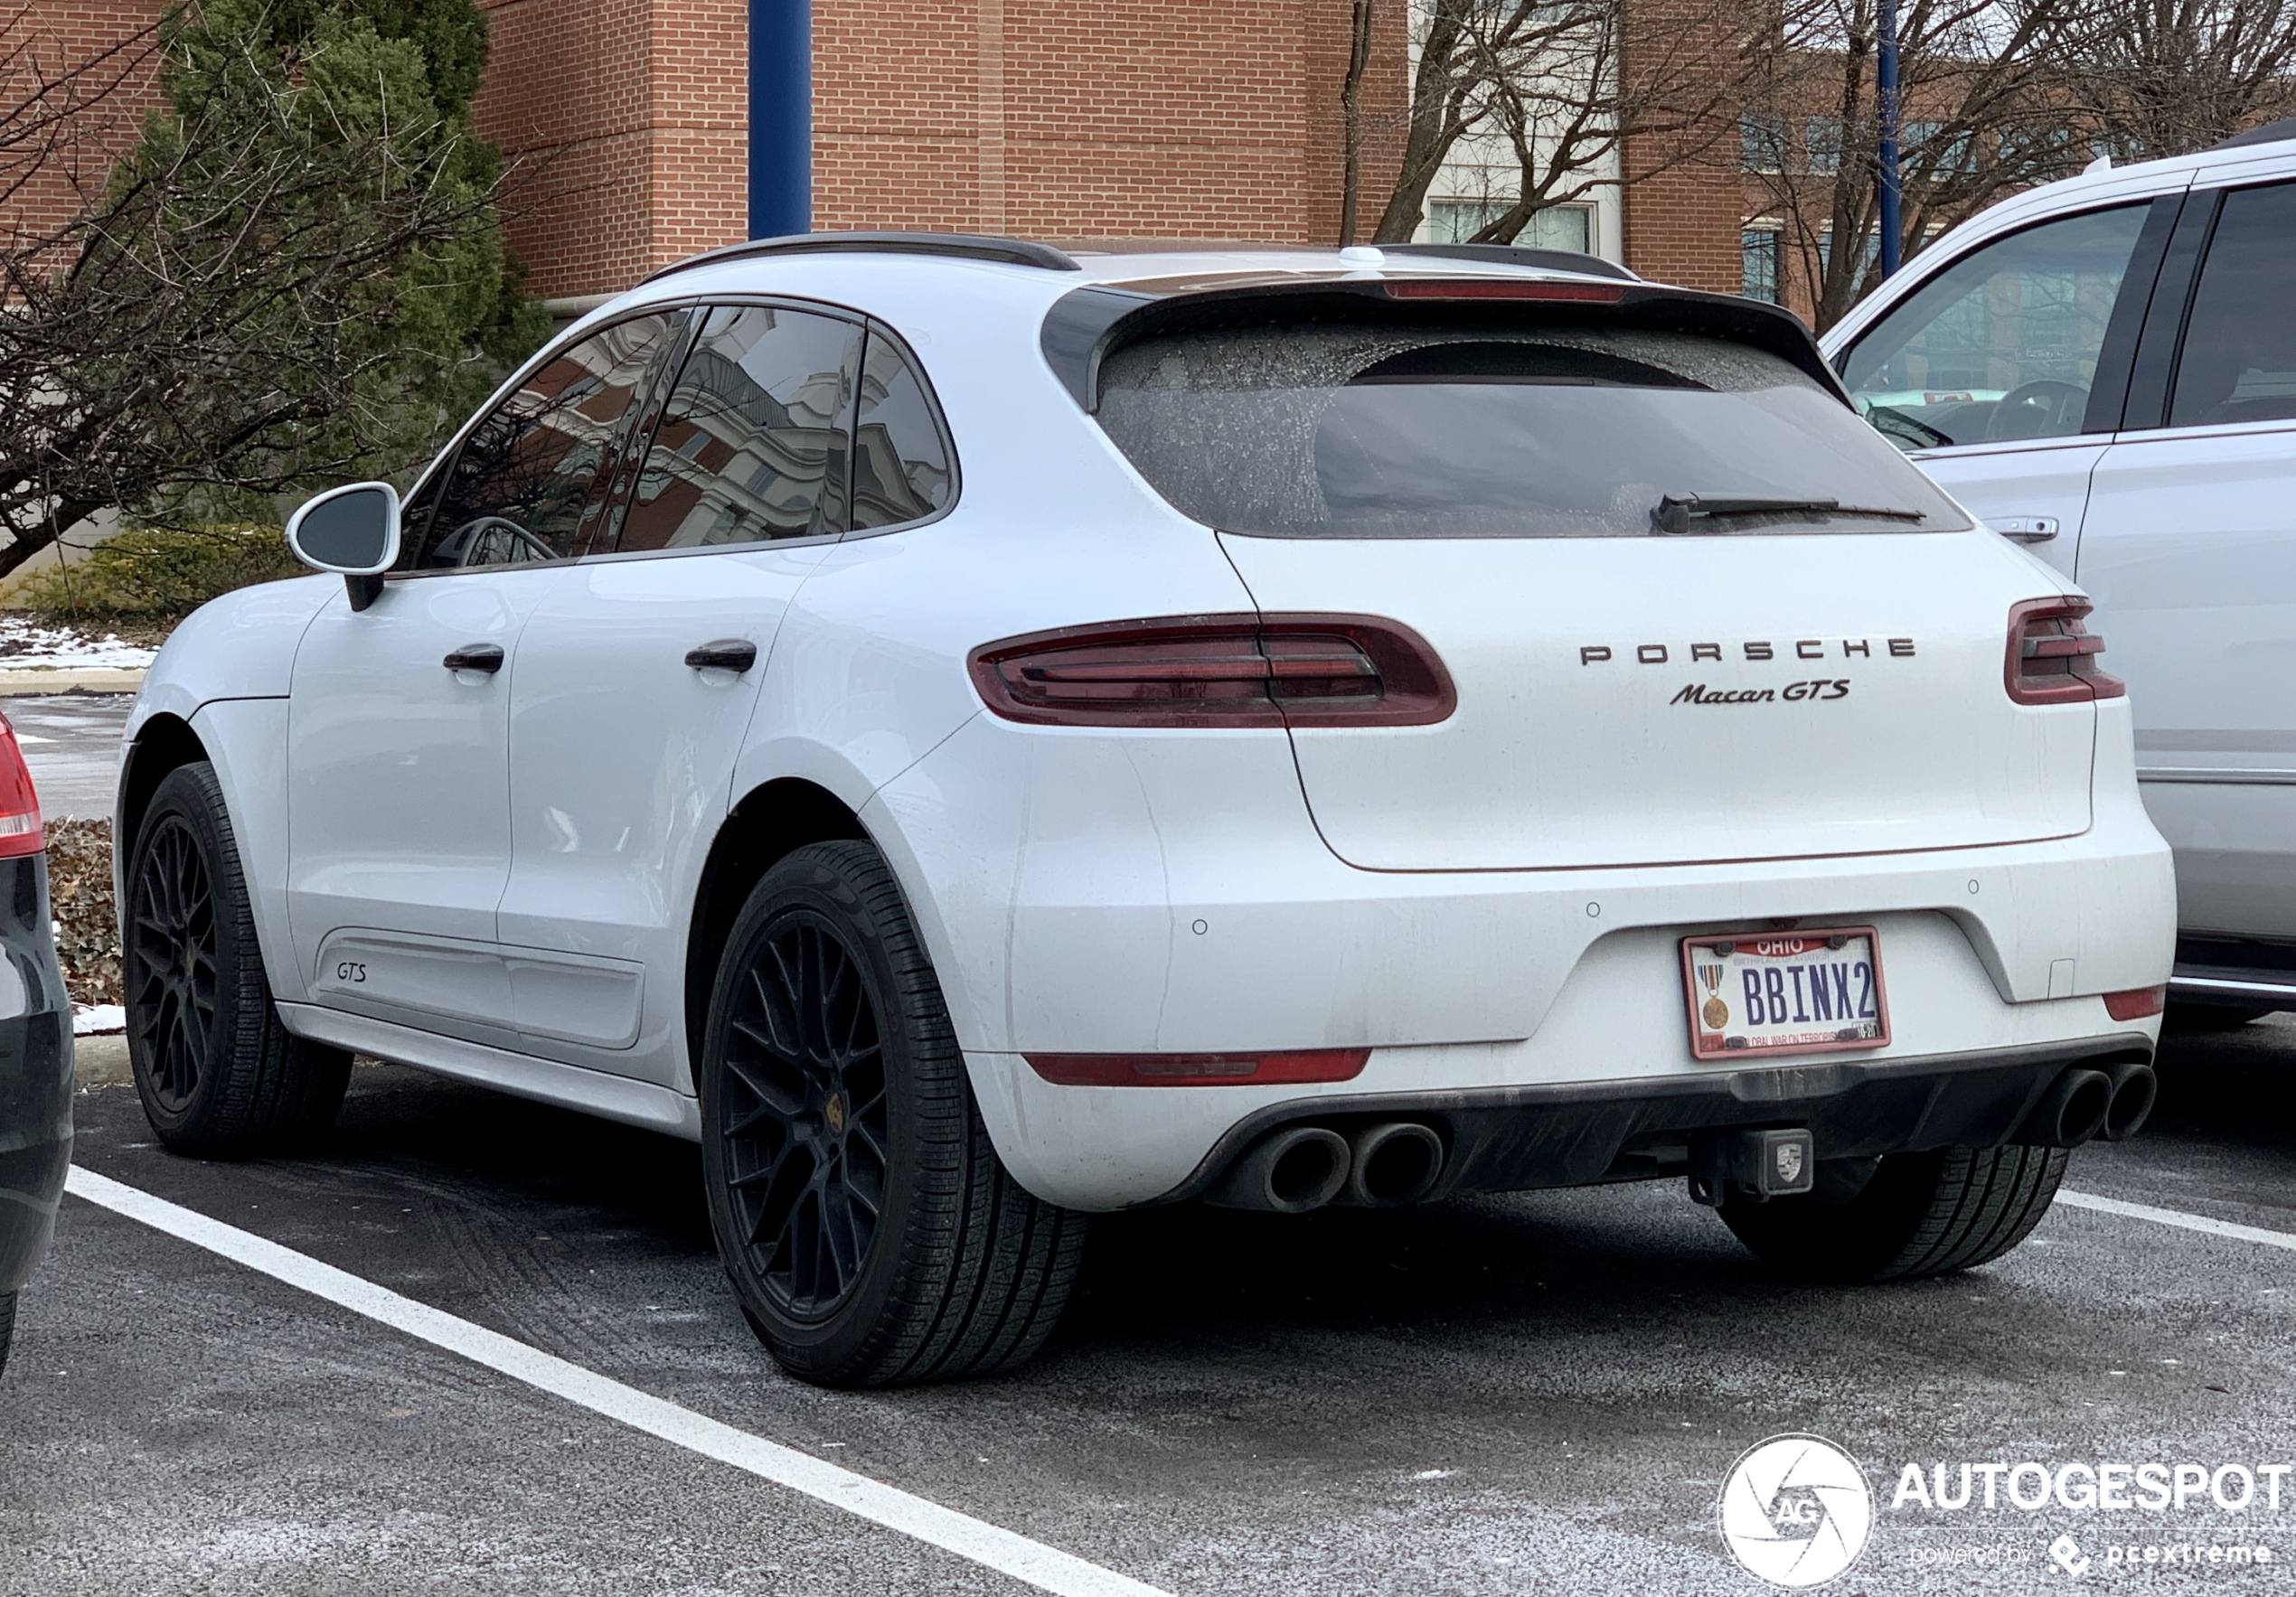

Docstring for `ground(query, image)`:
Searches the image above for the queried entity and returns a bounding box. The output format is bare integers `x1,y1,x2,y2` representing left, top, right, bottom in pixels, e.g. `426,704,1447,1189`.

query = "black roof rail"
2212,116,2296,151
1381,242,1639,282
640,231,1082,284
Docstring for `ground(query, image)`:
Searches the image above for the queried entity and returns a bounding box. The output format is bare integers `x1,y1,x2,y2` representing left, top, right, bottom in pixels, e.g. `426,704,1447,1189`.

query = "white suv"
1823,121,2296,1020
118,236,2172,1386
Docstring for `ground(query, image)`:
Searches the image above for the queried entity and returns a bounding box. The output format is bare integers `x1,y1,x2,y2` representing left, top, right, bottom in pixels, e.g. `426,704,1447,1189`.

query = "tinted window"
1094,324,1966,540
851,332,955,530
1838,205,2149,449
616,305,861,551
2170,183,2296,428
409,314,683,570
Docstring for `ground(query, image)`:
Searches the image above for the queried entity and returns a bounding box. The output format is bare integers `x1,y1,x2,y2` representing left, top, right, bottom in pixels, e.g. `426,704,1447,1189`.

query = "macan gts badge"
113,232,2175,1387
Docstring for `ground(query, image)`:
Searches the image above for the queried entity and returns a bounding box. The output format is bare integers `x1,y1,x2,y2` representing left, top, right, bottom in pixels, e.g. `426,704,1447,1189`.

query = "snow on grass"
73,1003,125,1036
0,616,156,672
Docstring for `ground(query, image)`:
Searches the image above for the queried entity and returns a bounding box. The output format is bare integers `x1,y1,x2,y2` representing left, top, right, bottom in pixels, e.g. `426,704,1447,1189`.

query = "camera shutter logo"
1718,1434,1873,1587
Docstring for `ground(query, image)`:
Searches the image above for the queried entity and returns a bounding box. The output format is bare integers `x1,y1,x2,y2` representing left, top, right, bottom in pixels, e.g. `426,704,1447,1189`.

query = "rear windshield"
1093,323,1971,538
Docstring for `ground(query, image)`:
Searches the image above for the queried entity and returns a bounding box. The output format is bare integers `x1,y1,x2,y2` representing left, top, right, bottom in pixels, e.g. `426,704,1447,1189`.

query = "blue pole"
749,0,811,238
1876,0,1901,277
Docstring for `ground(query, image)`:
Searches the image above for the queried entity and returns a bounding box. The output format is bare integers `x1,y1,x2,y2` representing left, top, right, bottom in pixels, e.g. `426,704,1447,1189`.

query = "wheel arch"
684,777,872,1075
116,712,209,884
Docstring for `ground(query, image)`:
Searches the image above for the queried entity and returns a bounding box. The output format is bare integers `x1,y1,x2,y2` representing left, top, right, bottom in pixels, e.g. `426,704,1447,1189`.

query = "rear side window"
616,305,861,550
1095,324,1967,539
851,331,955,530
2170,183,2296,428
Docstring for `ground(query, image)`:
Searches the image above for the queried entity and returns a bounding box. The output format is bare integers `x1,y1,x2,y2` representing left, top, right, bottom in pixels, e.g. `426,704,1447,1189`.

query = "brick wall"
483,0,1411,298
0,1,164,254
1617,0,1744,292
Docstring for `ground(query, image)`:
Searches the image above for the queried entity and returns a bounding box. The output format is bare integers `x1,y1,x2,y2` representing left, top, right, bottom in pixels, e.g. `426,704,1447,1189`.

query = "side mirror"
286,481,400,611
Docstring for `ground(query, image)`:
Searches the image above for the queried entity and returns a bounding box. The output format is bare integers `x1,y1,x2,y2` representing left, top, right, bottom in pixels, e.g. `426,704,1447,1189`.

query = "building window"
1741,114,1786,172
1804,117,1843,174
1742,229,1782,303
1427,199,1595,254
1427,198,1510,243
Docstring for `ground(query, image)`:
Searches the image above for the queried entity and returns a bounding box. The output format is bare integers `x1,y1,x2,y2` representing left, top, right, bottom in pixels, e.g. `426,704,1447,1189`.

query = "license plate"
1681,927,1890,1061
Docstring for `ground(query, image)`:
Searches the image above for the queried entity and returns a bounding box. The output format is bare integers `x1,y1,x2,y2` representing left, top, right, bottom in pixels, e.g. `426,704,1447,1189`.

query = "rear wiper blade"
1652,494,1927,534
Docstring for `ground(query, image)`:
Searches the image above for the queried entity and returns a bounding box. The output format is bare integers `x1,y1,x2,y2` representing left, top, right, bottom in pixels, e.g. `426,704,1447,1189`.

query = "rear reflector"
2006,597,2126,705
2103,985,2167,1021
0,714,42,859
1025,1049,1370,1086
1384,278,1624,303
969,614,1454,728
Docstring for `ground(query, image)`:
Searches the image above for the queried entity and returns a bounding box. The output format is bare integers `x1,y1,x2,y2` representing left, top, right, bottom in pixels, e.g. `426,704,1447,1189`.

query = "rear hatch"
1091,296,2096,871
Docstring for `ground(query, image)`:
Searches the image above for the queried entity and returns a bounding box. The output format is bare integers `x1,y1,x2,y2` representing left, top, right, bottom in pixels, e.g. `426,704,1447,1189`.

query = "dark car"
0,710,72,1377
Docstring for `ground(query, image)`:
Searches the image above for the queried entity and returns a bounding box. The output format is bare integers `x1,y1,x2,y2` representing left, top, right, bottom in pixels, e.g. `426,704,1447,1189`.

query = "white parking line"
63,1166,1172,1597
2057,1188,2296,1253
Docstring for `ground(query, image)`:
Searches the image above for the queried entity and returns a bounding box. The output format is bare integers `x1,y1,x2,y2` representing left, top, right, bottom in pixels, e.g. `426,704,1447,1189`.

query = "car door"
287,310,688,1042
2078,179,2296,941
1832,198,2178,579
497,306,949,1084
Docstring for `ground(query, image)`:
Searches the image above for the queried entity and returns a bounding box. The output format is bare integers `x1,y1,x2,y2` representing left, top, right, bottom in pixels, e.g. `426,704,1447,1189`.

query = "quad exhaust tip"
2018,1067,2114,1148
2100,1061,2158,1142
1339,1123,1444,1207
1208,1121,1447,1214
1207,1126,1350,1214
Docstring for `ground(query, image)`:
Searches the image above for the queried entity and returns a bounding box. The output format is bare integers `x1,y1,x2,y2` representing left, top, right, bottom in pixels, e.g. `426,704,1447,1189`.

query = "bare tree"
2075,0,2296,155
1361,0,1757,248
0,4,541,579
1739,0,2112,329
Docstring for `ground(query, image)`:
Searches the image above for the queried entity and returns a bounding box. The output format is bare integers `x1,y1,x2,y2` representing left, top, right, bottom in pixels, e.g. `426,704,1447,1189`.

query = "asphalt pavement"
5,1019,2295,1596
8,694,133,822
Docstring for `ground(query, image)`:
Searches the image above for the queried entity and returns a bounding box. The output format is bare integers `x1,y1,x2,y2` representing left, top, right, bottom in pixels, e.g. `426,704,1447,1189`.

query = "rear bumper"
1161,1038,2151,1204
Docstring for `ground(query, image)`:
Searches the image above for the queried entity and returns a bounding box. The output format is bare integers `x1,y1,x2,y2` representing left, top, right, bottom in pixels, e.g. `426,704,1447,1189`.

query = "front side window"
1838,204,2150,450
1093,321,1967,540
408,313,684,570
851,332,955,531
616,305,861,551
2169,183,2296,428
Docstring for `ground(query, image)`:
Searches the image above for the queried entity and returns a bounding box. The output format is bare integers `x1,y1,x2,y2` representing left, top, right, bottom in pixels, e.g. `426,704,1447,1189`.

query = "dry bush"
45,816,118,1007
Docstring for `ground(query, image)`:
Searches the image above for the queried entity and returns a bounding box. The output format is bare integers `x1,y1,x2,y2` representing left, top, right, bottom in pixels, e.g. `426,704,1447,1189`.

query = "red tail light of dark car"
0,713,44,859
2006,597,2126,706
969,614,1455,728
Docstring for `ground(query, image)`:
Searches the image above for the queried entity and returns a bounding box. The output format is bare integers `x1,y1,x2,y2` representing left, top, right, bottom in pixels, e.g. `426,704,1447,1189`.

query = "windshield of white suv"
1094,323,1970,538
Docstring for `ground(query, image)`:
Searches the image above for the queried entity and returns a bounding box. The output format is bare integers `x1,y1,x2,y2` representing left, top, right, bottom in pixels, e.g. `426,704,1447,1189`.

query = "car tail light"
969,614,1454,728
1025,1048,1369,1086
2006,597,2126,705
0,713,42,859
2103,985,2166,1021
1384,279,1624,303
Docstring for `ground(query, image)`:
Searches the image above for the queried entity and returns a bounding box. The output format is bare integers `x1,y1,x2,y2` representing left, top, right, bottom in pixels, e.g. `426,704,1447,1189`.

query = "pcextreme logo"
1718,1434,1874,1588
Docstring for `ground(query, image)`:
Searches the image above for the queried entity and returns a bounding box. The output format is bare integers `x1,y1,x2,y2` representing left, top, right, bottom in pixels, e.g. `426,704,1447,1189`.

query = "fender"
118,577,335,1004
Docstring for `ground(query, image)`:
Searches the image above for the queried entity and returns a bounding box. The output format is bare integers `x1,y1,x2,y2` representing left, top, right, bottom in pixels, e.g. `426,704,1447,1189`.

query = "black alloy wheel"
719,912,891,1320
127,812,219,1113
701,841,1086,1386
123,763,350,1157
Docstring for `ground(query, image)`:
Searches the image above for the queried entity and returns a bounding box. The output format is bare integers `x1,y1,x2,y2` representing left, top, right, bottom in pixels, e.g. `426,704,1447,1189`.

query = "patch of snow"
0,616,155,672
73,1002,125,1035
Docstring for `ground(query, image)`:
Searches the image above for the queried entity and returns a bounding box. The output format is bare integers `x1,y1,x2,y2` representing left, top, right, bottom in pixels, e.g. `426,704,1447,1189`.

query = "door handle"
442,643,505,673
1990,515,2060,543
684,639,757,673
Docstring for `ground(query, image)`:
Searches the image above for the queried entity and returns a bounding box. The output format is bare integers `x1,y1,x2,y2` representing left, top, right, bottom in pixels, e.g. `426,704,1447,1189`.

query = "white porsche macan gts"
115,234,2176,1386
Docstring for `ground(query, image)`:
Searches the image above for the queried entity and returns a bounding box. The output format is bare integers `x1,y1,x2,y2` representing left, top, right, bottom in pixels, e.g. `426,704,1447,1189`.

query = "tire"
699,841,1085,1387
1718,1145,2067,1283
123,764,351,1157
0,1292,14,1381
